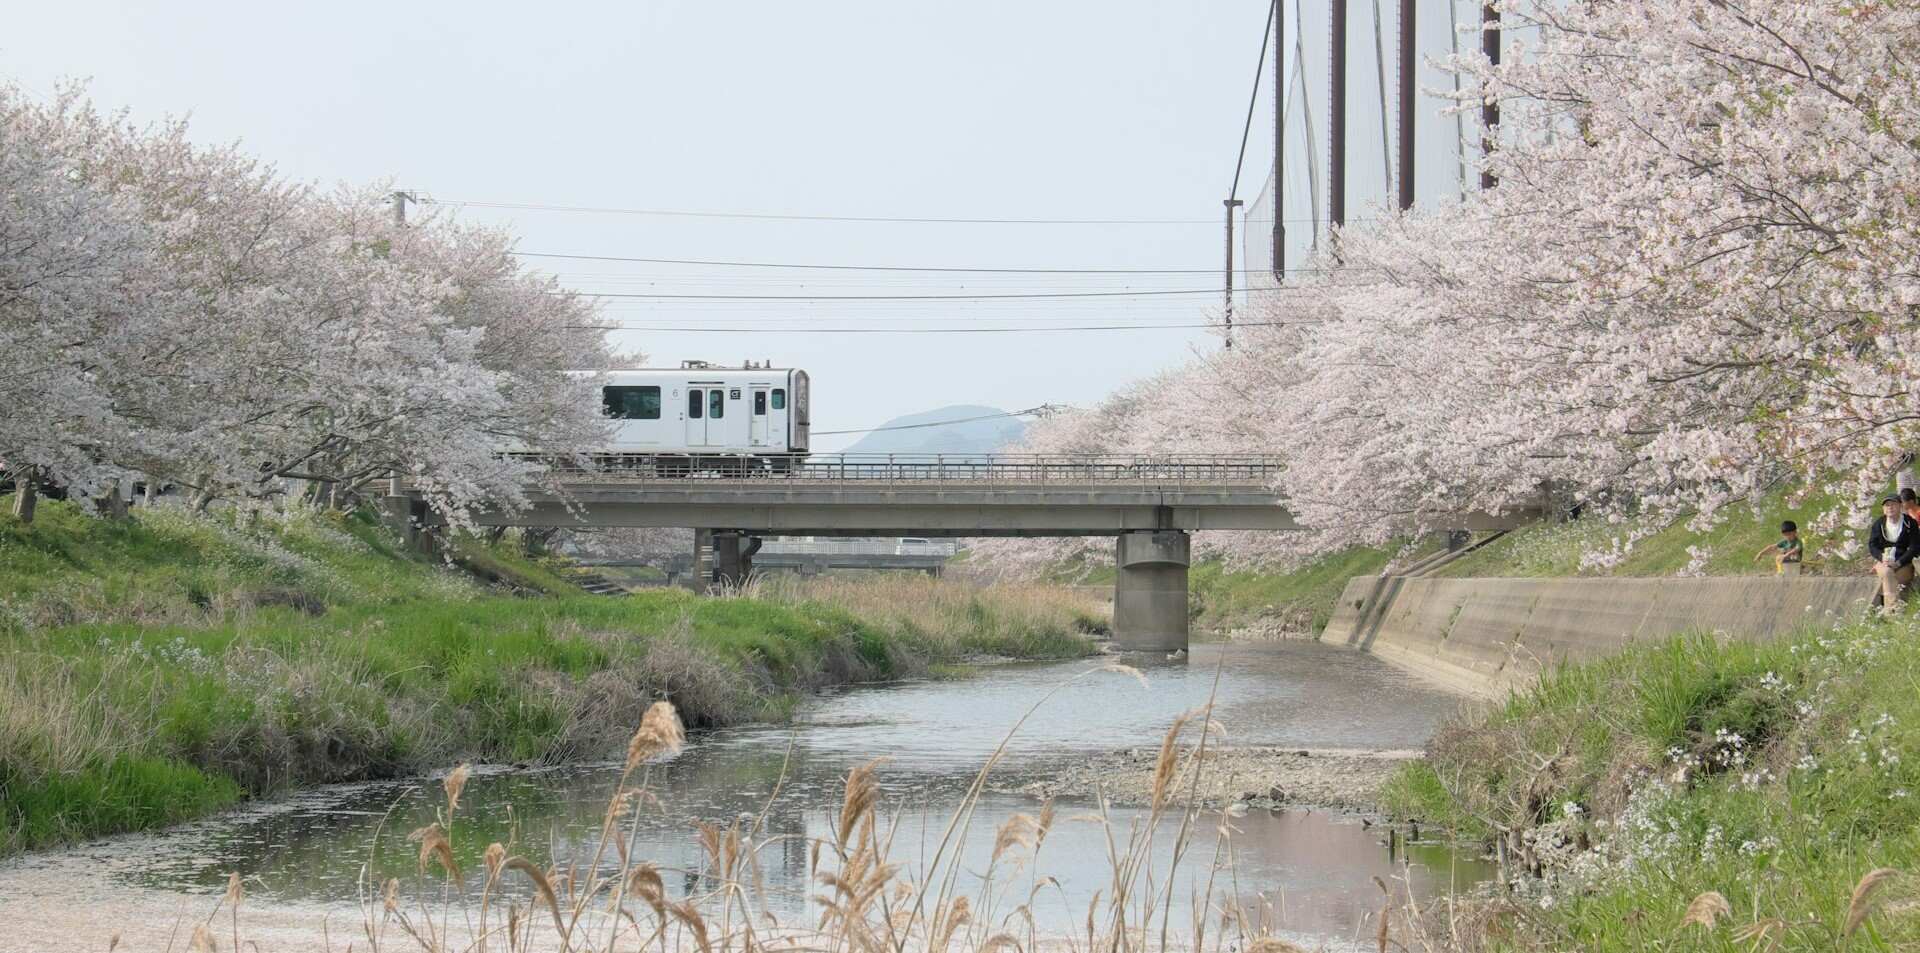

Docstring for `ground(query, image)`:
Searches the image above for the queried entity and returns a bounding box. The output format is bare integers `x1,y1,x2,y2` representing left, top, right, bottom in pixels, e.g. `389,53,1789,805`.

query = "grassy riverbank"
0,498,1097,855
1382,622,1920,950
1437,488,1855,579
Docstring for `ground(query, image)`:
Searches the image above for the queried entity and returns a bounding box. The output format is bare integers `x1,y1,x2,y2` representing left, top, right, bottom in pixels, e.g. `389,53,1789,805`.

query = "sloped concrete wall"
1326,575,1878,697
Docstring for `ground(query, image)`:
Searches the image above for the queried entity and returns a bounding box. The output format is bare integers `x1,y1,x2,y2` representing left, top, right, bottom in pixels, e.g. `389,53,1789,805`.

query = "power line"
583,318,1244,326
514,250,1342,274
813,406,1051,437
425,197,1219,225
574,321,1297,334
570,288,1225,301
429,197,1348,226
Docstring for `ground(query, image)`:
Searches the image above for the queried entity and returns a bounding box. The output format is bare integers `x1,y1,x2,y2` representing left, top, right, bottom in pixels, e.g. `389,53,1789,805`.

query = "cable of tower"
1229,0,1279,202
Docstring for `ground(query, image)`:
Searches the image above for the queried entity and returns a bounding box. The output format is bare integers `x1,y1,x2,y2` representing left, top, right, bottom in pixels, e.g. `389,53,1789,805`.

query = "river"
0,641,1487,952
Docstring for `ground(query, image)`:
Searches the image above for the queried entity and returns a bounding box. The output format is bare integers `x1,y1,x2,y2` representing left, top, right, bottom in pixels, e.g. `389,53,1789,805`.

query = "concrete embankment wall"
1327,575,1879,697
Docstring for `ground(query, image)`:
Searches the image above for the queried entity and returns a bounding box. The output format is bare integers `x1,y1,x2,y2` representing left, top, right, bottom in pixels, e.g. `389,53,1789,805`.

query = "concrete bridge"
398,453,1528,652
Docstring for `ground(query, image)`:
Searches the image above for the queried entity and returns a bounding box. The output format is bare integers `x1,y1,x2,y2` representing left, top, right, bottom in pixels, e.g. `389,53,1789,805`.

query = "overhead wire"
513,251,1346,274
565,288,1226,301
426,197,1221,225
812,406,1050,436
575,320,1299,334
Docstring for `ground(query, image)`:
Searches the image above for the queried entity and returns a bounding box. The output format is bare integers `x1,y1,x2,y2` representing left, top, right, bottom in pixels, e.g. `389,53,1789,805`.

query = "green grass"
0,498,1094,855
1383,622,1920,951
1439,486,1856,578
1187,541,1443,634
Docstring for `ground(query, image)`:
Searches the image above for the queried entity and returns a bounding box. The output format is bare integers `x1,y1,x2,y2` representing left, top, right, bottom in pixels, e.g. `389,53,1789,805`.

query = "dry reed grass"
752,574,1106,657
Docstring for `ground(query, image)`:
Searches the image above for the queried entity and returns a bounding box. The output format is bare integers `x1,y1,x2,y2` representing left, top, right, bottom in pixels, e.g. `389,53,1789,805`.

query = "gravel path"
1003,745,1421,814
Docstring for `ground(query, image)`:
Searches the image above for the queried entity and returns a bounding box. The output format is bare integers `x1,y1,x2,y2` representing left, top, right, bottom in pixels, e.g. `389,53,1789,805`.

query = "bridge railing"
551,453,1283,484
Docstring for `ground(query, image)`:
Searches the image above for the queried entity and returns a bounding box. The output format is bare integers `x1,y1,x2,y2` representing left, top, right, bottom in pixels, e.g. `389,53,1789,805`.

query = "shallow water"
0,642,1487,950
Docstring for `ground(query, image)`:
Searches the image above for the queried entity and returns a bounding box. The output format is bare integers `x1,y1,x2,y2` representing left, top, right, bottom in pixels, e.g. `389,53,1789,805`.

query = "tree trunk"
10,473,38,523
98,479,130,520
521,527,557,556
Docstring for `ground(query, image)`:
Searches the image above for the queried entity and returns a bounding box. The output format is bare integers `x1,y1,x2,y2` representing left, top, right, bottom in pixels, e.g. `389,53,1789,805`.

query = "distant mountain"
840,405,1027,456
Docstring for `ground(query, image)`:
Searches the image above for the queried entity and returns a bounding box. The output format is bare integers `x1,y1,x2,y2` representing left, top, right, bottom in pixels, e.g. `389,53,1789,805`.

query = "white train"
580,362,810,470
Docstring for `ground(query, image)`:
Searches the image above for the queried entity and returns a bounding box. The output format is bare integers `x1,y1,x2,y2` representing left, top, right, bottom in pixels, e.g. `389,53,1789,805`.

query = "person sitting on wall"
1903,488,1920,527
1868,496,1920,614
1753,520,1802,574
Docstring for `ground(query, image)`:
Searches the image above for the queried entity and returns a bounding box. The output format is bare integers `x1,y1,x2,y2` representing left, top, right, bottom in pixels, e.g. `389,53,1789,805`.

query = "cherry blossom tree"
1,84,617,523
983,0,1920,575
1259,0,1920,559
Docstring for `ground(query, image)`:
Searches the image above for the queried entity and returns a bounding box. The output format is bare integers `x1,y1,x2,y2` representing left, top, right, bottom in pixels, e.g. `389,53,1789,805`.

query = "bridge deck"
441,455,1528,535
548,453,1282,484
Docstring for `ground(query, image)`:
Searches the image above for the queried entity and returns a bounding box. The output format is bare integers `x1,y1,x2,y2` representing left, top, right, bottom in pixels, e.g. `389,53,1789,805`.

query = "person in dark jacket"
1868,496,1920,613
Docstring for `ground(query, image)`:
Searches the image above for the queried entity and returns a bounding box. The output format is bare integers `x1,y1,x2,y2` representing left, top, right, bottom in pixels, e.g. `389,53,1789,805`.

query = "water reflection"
20,642,1487,947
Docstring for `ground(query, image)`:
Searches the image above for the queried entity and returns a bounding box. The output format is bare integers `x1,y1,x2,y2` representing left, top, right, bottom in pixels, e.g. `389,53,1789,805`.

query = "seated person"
1868,497,1920,613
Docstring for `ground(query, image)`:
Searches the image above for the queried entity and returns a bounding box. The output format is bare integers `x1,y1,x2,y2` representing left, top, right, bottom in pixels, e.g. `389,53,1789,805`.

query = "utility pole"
1481,3,1500,191
1272,0,1285,282
1397,0,1415,210
1223,198,1244,348
388,189,411,501
1329,0,1348,229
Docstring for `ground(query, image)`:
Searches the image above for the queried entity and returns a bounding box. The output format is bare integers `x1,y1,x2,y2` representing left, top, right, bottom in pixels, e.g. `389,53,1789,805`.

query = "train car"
581,362,810,471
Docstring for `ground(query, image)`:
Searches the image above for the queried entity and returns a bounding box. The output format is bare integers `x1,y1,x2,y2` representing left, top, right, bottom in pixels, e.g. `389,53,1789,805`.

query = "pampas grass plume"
1679,890,1731,929
626,701,685,772
1844,867,1901,937
444,762,471,814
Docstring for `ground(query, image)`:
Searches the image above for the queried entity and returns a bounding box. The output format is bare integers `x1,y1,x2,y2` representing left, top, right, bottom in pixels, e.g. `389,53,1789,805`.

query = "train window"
601,386,661,420
687,389,702,419
753,391,767,415
771,389,785,410
708,389,724,419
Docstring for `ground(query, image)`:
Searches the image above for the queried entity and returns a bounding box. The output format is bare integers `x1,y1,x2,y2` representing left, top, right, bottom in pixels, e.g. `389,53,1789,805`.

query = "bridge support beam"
1112,530,1190,652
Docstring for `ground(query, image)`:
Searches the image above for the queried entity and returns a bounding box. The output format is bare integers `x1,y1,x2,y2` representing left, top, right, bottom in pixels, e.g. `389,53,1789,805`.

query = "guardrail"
546,453,1283,484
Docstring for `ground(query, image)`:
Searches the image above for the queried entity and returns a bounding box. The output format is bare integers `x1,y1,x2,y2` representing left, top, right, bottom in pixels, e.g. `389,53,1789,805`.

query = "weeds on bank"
1385,620,1920,950
0,501,1100,855
164,664,1401,953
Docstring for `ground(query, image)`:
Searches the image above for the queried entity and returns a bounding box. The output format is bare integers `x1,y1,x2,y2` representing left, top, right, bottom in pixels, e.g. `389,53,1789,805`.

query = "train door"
749,385,771,447
685,388,707,446
767,384,790,451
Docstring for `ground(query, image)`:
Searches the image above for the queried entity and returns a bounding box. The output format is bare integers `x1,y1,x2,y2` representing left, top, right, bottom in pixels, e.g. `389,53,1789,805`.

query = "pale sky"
5,1,1278,451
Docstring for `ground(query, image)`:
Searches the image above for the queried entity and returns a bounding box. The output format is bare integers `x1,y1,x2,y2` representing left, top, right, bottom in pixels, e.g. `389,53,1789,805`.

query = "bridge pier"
381,494,435,554
706,531,761,590
1112,530,1190,652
